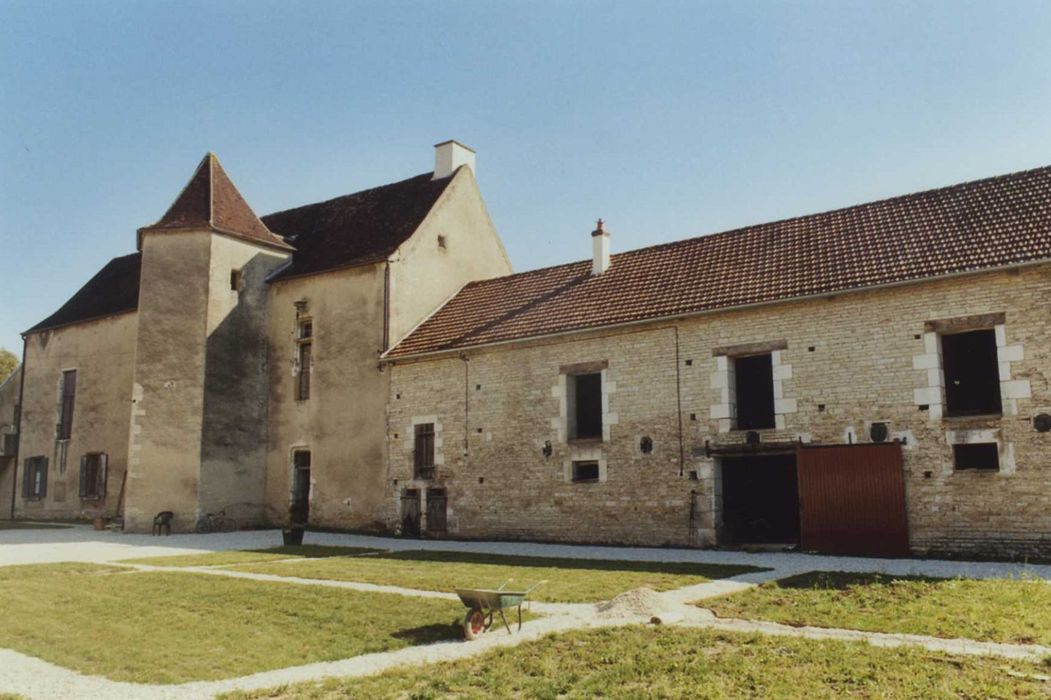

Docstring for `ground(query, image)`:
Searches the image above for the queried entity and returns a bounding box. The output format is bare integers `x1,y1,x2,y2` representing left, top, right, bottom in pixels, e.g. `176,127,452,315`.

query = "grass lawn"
0,563,464,684
230,550,764,603
222,625,1051,699
121,545,384,567
704,571,1051,646
0,520,72,530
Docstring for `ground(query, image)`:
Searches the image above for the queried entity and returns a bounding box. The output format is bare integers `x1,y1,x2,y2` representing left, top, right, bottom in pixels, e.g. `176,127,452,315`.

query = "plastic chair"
152,511,174,536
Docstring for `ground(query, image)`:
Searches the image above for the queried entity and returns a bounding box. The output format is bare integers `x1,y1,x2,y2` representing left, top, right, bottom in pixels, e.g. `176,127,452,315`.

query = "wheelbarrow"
455,579,546,640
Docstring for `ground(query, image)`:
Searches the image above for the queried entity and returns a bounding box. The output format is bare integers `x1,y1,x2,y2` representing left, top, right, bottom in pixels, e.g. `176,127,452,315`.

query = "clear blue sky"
2,1,1050,354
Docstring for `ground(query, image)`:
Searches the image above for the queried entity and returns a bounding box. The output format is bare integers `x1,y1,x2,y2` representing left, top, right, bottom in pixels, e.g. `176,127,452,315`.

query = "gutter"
381,256,1051,364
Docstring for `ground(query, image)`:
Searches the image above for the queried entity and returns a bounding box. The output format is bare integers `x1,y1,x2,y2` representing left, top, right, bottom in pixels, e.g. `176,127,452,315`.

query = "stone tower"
124,154,293,532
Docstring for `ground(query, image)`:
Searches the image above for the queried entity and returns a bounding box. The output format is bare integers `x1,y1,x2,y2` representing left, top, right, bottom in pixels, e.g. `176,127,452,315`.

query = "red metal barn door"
796,443,909,557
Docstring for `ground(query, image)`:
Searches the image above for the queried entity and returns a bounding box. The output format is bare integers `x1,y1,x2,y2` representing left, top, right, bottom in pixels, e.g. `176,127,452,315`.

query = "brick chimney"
592,218,610,275
433,140,476,179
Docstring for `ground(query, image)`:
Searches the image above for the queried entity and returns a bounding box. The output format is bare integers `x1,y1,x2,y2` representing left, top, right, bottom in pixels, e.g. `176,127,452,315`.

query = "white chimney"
433,140,476,179
592,218,610,275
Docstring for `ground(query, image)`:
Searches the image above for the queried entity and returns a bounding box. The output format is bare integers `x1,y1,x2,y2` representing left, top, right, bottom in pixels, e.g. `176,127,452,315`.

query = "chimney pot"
591,218,610,275
433,140,476,179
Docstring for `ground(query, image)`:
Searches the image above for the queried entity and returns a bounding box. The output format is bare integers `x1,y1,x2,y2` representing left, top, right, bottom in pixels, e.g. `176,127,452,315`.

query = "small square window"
230,269,243,291
571,461,600,483
952,443,999,471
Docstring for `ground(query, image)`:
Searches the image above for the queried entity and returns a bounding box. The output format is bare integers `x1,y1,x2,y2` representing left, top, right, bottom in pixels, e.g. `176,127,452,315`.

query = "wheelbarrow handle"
496,578,515,591
525,579,548,594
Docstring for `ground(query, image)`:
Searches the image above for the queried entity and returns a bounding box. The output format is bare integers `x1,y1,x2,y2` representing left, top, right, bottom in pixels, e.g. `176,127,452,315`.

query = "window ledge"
942,414,1003,422
567,437,604,446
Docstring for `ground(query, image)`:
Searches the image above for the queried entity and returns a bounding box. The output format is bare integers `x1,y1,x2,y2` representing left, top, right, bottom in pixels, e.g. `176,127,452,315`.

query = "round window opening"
640,436,653,454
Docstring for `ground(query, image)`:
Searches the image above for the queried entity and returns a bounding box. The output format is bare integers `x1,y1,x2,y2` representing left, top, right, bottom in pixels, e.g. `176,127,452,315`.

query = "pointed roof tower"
138,153,293,251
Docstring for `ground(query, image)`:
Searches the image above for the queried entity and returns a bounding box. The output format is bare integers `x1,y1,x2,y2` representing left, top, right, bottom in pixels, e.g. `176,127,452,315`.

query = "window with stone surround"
57,369,76,440
414,423,435,479
733,353,776,430
567,372,602,440
952,443,999,471
941,329,1002,417
711,340,792,434
295,319,313,401
22,456,48,500
79,452,107,499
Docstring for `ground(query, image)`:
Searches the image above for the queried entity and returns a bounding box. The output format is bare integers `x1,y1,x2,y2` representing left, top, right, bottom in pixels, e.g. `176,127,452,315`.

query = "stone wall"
386,263,1051,556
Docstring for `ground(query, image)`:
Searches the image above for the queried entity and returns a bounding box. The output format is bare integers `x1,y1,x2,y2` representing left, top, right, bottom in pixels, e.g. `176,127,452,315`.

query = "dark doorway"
426,488,447,536
941,329,1002,416
291,450,311,526
401,488,421,536
734,354,775,430
720,454,799,545
571,373,603,439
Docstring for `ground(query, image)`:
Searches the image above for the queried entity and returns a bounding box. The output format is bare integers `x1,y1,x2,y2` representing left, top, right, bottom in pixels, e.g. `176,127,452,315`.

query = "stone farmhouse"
3,141,1050,558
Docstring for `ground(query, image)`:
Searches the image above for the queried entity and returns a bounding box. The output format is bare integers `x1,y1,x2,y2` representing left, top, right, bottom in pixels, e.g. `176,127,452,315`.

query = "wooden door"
426,488,447,536
796,443,909,556
401,489,421,536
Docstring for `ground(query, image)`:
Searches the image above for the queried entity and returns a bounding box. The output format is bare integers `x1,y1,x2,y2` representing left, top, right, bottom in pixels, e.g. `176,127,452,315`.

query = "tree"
0,348,17,384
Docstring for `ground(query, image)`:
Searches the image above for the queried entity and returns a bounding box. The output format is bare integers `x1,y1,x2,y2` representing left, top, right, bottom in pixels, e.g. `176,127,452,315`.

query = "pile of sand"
595,587,683,624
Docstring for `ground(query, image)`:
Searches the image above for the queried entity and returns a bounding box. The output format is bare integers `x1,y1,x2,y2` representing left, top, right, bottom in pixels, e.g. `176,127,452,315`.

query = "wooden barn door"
796,443,909,557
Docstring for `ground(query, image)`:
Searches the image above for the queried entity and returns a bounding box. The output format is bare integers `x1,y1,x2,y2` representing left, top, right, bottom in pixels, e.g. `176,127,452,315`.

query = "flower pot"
282,527,305,546
92,517,110,531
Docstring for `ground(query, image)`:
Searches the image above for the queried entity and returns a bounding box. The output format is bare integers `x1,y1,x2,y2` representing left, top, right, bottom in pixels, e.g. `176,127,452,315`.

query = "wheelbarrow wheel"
464,608,487,641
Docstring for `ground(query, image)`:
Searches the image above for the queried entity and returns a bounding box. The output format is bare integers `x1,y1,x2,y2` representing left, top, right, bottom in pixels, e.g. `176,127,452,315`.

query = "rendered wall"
387,264,1051,556
14,313,137,521
198,235,290,526
387,166,513,345
125,230,289,532
264,264,390,529
124,231,212,532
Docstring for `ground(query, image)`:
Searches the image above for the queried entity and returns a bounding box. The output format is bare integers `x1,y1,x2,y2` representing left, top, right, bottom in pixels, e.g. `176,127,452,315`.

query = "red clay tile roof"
388,165,1051,358
138,153,291,251
262,171,455,281
26,253,141,334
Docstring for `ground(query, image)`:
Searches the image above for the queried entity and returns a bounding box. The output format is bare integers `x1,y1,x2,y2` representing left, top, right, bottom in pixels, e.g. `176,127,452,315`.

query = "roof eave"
24,307,138,337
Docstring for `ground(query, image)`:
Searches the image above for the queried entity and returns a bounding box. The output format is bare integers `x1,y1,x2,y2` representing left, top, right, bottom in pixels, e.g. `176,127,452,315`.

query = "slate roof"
138,153,291,251
387,165,1051,358
261,171,455,280
26,253,142,334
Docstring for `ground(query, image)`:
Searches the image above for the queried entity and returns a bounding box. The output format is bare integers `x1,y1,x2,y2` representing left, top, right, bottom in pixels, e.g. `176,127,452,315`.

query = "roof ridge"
388,162,1051,358
458,163,1051,292
263,171,436,219
140,153,292,251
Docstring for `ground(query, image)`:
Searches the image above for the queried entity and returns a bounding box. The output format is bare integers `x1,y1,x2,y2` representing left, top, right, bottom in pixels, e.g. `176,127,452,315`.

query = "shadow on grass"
382,550,767,579
248,545,384,559
774,571,950,590
390,619,464,645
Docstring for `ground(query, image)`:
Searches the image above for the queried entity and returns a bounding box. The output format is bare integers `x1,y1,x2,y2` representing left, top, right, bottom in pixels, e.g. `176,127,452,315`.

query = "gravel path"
2,524,1049,581
2,525,1049,699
